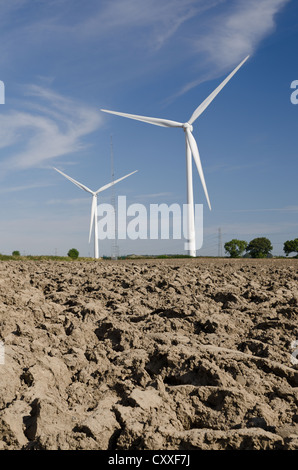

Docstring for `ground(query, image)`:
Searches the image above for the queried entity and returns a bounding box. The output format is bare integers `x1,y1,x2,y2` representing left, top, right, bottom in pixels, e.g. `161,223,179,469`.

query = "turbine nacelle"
183,123,193,132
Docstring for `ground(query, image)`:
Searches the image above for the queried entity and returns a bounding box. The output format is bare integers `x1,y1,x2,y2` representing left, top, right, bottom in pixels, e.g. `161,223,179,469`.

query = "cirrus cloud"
0,85,102,172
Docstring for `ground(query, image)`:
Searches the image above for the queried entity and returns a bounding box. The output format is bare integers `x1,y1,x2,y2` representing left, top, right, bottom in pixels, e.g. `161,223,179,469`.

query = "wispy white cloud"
175,0,290,97
84,0,221,50
204,220,298,237
1,0,289,103
205,160,265,174
230,205,298,213
30,0,219,50
46,197,89,206
197,0,289,67
0,0,27,22
0,85,102,172
0,1,290,72
0,0,220,55
0,182,53,193
136,192,174,200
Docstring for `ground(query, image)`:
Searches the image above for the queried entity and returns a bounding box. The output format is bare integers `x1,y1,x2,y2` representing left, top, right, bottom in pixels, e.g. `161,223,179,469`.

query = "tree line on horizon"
5,238,298,260
224,237,298,258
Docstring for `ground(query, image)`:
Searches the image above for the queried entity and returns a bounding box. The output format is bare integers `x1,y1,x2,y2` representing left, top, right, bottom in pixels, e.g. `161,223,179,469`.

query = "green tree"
246,237,272,258
224,239,248,258
283,238,298,257
67,248,79,259
12,250,20,256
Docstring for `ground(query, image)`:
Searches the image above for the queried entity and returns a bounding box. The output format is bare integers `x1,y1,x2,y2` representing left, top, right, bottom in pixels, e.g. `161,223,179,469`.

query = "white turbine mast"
101,56,249,257
54,167,138,259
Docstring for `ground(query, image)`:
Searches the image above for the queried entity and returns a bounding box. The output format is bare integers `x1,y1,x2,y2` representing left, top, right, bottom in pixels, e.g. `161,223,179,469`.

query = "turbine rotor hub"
183,122,193,132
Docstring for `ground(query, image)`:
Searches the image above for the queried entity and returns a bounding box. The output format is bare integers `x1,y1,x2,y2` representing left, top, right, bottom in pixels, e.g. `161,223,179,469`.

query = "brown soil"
0,258,298,450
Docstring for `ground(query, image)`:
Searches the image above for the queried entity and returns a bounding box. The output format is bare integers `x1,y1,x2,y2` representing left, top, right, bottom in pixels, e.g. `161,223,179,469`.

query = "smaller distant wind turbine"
101,56,249,256
54,167,138,259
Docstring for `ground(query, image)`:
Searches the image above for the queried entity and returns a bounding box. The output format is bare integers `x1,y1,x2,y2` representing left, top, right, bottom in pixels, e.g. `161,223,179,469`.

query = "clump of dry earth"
0,258,297,450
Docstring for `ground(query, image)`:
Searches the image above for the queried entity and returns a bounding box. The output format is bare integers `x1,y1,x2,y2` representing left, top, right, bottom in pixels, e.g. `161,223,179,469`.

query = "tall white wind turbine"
54,167,138,259
101,56,249,257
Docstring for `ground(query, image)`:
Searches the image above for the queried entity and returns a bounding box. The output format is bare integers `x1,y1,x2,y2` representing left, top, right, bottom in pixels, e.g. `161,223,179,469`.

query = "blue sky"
0,0,297,257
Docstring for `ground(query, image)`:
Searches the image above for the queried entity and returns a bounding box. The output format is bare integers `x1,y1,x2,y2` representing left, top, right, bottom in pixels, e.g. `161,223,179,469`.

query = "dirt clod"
0,258,297,450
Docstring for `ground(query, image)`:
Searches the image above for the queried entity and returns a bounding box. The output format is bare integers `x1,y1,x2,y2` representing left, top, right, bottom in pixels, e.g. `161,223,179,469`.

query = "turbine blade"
95,170,138,194
185,129,211,211
54,168,94,194
188,56,249,125
101,109,182,128
89,195,96,243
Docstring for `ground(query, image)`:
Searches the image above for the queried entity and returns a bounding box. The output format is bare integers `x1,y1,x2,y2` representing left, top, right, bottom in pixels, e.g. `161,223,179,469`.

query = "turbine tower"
54,167,137,259
110,135,119,260
101,56,249,257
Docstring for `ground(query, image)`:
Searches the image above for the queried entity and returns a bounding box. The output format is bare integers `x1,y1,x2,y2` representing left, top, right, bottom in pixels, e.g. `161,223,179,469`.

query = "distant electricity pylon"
110,135,119,260
218,227,223,257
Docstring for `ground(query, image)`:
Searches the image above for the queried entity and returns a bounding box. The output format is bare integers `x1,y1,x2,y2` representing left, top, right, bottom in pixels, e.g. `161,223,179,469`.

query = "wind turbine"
54,167,138,259
101,56,249,257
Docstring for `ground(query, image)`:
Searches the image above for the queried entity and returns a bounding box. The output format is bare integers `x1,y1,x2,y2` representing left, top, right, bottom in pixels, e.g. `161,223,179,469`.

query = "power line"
218,227,223,257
